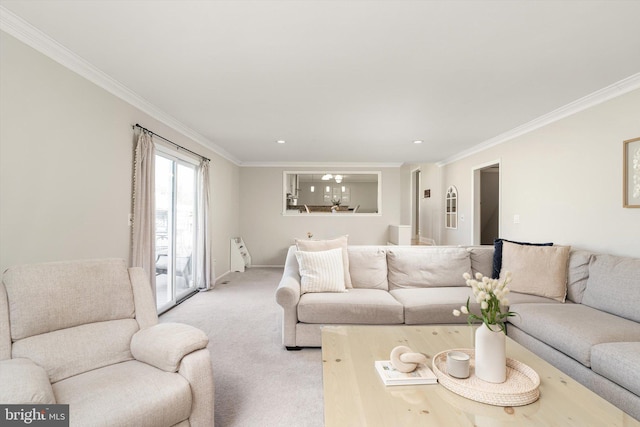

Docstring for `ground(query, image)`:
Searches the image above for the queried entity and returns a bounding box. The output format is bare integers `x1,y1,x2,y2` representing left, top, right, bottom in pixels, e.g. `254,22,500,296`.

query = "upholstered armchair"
0,259,214,427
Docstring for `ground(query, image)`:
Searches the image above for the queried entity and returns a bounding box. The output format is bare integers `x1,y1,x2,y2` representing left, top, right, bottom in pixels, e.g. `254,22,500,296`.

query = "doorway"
472,161,500,245
412,168,421,239
155,151,198,313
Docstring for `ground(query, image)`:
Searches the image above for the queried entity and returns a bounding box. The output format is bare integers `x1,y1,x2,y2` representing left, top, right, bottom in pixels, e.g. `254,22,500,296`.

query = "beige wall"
424,88,640,258
0,32,240,275
239,166,402,265
3,29,638,276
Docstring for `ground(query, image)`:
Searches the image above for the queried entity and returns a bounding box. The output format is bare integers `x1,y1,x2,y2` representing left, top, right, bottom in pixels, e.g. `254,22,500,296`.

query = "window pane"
155,155,173,308
154,153,198,311
175,163,195,297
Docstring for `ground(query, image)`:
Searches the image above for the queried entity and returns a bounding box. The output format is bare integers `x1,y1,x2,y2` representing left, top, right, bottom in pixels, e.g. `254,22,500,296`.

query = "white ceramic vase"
475,323,506,383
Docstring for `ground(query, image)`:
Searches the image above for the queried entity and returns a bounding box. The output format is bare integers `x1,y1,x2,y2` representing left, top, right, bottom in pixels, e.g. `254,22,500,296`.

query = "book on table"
374,360,438,386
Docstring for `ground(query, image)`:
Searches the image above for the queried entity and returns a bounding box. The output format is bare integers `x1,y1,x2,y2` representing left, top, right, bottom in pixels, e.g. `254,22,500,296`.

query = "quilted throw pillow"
295,248,347,294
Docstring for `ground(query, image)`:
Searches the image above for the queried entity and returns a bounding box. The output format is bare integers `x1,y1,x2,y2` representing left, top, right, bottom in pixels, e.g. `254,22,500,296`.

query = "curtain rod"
133,123,210,162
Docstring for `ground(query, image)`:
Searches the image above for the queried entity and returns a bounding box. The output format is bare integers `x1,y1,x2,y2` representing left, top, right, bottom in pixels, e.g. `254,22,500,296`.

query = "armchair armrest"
0,358,56,404
131,323,209,372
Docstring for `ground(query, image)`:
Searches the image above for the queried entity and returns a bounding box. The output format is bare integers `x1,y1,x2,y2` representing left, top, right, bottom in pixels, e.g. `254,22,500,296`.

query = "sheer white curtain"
195,159,213,290
131,130,157,298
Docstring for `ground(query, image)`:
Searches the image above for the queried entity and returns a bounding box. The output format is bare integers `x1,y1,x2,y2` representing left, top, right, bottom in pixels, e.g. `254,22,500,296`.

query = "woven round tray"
432,348,540,407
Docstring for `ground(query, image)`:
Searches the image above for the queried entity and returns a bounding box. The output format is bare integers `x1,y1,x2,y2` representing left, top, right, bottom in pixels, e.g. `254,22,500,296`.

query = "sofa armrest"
0,358,56,404
275,274,302,309
131,323,209,372
275,246,301,308
275,246,302,347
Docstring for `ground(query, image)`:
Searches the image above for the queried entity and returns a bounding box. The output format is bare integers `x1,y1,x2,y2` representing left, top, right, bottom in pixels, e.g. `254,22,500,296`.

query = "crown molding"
4,5,637,170
436,72,640,167
0,6,241,166
239,161,404,168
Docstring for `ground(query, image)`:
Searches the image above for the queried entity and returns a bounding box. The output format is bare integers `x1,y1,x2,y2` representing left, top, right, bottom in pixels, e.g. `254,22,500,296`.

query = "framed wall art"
623,137,640,208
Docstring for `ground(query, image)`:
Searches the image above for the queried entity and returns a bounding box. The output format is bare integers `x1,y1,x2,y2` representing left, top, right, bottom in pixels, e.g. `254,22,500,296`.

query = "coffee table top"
321,325,640,427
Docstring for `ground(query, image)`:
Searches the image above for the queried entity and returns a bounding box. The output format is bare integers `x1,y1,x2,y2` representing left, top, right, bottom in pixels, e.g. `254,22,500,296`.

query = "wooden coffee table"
322,325,640,427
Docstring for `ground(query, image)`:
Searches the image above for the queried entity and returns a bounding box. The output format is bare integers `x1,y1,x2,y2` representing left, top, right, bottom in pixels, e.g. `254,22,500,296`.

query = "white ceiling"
2,1,640,166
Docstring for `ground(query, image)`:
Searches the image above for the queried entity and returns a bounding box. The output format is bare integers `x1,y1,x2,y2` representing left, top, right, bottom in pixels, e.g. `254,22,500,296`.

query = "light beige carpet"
160,267,323,427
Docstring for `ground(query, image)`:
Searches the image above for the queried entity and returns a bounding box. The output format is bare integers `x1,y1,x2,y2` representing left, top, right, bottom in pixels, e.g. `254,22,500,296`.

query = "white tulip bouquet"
453,271,517,333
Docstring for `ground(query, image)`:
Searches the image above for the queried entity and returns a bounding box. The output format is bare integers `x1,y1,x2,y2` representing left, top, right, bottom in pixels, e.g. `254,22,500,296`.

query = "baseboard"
215,270,232,282
215,265,283,283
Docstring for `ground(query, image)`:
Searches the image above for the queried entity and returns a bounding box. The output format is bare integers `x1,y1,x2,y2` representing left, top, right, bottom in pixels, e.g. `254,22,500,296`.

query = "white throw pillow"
295,248,346,294
295,235,352,288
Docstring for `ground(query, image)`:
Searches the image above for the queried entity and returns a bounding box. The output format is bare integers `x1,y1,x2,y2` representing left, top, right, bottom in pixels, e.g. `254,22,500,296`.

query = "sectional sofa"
275,242,640,420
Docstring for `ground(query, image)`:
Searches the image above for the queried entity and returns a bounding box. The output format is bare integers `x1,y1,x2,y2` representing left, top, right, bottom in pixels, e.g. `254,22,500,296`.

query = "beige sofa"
276,245,557,349
0,259,214,427
276,244,640,420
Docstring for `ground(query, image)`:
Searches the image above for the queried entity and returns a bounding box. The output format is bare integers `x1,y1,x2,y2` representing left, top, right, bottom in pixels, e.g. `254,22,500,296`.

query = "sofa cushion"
3,259,135,340
499,242,571,302
387,247,470,290
12,319,138,383
466,246,494,278
52,360,192,427
504,291,563,305
348,247,388,290
390,288,477,325
581,254,640,323
389,288,557,325
566,250,593,303
295,248,347,294
297,289,403,324
591,342,640,397
492,239,553,279
508,303,640,367
295,235,352,288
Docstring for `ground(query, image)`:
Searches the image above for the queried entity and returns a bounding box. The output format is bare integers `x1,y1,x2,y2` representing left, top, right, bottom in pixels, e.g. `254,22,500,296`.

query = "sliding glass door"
155,152,198,313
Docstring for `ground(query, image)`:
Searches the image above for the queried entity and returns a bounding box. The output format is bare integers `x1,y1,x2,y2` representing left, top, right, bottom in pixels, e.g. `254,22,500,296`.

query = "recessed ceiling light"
277,140,286,144
413,140,423,144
